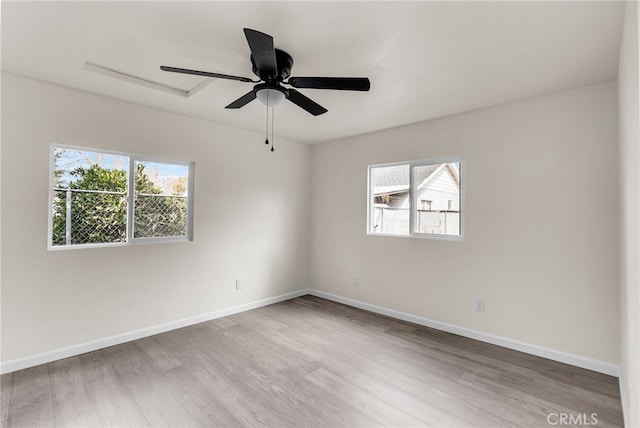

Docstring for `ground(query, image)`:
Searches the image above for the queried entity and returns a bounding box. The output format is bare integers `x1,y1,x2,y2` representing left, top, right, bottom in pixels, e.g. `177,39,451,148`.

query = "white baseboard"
307,289,620,377
1,288,620,378
0,289,309,375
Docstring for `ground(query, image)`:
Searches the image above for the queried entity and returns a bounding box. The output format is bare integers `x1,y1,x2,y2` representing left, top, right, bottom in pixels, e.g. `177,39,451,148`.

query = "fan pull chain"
271,104,275,152
264,87,270,145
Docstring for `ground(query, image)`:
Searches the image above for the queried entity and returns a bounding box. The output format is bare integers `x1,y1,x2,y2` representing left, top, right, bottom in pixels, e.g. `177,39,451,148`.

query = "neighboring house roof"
417,163,460,190
372,163,444,195
374,185,409,195
416,164,444,189
373,165,408,188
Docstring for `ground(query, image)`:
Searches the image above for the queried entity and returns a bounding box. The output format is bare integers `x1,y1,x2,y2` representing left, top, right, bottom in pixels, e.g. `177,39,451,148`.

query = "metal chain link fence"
52,189,187,245
134,194,188,238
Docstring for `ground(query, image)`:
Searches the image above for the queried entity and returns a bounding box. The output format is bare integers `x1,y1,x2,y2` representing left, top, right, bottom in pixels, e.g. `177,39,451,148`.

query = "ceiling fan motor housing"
251,49,294,82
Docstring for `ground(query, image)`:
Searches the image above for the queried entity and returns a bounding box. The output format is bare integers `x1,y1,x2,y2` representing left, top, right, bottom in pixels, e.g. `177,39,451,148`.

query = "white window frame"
48,144,195,250
367,156,464,240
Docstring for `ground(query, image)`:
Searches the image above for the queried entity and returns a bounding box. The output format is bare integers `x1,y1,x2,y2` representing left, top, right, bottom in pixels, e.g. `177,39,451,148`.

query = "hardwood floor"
1,295,623,427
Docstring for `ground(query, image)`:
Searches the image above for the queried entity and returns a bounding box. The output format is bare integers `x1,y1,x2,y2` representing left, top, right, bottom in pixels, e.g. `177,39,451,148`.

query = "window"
49,145,194,249
421,200,433,211
368,158,462,239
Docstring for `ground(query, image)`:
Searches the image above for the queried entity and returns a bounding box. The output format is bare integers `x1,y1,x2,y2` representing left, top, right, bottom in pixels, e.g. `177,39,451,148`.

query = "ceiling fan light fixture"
256,87,286,107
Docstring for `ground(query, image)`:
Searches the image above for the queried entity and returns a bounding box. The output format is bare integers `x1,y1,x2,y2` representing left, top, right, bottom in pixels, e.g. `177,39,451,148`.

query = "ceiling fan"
160,28,371,116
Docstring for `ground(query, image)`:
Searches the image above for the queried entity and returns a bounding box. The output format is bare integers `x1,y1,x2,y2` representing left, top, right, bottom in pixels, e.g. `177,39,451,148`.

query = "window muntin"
368,159,462,239
49,146,194,249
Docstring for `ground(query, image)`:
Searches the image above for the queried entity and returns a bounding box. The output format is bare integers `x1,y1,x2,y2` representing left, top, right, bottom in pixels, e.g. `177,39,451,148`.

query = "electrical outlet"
235,279,242,290
474,298,485,313
352,276,360,286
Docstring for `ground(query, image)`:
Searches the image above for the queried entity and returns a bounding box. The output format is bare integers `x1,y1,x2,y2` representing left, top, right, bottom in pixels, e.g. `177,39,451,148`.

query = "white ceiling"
1,1,624,144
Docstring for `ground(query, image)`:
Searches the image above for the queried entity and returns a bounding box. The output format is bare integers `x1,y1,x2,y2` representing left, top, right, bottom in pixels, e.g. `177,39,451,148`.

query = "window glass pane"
51,147,128,246
133,160,189,239
413,162,460,235
50,146,194,249
370,164,410,235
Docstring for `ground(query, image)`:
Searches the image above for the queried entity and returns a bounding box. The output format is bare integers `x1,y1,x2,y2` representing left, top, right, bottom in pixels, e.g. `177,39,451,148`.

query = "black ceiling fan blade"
287,89,328,116
243,28,277,77
287,77,370,91
160,66,254,83
225,90,257,109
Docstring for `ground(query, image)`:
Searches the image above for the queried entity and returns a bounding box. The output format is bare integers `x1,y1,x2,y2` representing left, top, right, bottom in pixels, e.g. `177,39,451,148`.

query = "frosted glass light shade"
256,88,286,107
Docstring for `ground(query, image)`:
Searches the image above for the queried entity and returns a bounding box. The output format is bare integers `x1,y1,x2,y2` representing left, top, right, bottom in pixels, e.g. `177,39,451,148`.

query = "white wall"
618,1,640,426
310,82,620,367
0,73,311,364
0,69,627,391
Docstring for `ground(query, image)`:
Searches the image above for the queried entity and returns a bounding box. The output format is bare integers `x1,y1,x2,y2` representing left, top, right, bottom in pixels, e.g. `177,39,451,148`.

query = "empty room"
1,1,639,427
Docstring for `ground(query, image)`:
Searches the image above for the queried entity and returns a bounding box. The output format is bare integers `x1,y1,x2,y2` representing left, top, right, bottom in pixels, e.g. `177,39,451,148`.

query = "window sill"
367,232,464,241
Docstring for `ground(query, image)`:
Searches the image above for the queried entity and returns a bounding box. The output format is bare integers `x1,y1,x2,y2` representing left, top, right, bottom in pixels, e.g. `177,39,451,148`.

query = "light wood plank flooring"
1,295,623,427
